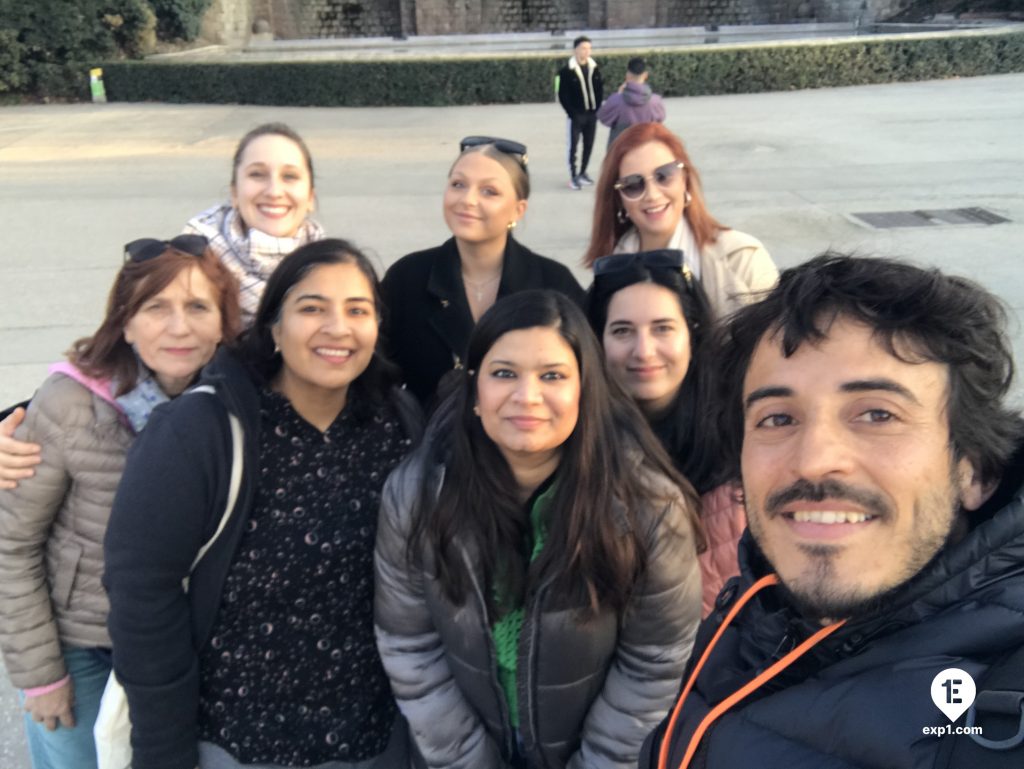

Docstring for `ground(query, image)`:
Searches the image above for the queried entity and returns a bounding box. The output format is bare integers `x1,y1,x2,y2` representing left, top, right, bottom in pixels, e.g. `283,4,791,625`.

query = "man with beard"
641,253,1024,769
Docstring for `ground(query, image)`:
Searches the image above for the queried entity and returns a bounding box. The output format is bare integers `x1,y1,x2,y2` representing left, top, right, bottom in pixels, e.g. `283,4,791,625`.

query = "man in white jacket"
557,36,604,191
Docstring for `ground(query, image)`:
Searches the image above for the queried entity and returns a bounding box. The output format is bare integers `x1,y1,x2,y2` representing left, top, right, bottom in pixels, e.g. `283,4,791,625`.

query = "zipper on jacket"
461,546,515,759
519,578,554,767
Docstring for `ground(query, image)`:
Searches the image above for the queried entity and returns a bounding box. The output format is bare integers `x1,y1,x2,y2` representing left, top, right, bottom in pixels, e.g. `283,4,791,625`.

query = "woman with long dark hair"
374,289,703,769
587,249,744,616
0,236,239,769
583,123,777,319
104,239,420,769
381,137,585,406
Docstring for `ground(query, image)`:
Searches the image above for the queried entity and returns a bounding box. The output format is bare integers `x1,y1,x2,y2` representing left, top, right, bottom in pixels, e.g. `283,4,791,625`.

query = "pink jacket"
697,483,746,617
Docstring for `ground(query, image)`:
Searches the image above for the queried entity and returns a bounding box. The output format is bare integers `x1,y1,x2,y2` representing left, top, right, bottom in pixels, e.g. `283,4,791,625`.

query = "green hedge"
101,28,1024,106
0,0,153,98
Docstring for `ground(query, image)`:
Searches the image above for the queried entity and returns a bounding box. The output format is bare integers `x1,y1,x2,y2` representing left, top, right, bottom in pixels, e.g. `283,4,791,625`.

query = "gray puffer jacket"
0,373,131,688
374,445,702,769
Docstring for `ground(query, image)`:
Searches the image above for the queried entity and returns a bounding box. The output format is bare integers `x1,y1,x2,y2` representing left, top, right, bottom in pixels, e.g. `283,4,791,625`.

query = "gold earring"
507,221,517,231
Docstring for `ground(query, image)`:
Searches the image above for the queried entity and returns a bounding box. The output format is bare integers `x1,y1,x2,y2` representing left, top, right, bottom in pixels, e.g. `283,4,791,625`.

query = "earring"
507,221,517,231
684,191,692,206
616,208,629,224
274,342,280,354
473,405,480,417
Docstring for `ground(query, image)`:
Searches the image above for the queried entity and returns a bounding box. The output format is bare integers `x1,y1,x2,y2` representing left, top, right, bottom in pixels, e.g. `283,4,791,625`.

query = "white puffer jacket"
0,373,132,688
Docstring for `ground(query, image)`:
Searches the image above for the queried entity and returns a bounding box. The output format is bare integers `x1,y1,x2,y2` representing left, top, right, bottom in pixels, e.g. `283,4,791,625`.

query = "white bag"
94,672,132,769
94,403,243,769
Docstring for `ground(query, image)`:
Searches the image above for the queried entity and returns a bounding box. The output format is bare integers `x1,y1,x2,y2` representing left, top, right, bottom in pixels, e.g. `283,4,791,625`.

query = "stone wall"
239,0,917,39
200,0,253,43
486,0,588,32
305,0,403,37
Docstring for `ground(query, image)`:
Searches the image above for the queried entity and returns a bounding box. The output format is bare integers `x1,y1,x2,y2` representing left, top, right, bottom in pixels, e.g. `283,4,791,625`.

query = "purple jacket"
597,82,666,146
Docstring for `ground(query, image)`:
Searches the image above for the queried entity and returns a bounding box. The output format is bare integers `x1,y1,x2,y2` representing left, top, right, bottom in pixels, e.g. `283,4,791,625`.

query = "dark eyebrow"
488,360,570,369
293,293,373,304
744,379,922,412
744,386,792,411
840,378,921,405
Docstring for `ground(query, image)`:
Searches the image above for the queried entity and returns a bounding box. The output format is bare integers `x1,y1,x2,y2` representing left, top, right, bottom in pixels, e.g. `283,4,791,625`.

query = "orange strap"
657,574,847,769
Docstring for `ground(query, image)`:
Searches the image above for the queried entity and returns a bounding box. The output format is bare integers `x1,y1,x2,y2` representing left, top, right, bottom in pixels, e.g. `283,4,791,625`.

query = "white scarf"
184,203,325,326
612,217,702,280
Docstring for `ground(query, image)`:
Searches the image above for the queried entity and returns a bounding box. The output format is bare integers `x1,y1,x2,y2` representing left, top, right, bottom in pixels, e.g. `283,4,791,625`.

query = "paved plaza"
0,72,1023,764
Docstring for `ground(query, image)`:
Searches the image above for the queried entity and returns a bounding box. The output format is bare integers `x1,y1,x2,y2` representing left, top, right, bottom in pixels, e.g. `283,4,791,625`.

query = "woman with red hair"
583,123,777,318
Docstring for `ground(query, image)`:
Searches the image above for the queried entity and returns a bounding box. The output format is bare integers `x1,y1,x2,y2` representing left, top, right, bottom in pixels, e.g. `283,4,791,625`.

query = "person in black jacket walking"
558,36,603,191
641,253,1024,769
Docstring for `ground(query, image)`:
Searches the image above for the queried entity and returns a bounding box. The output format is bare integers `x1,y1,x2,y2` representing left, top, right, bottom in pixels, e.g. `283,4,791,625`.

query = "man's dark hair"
573,35,591,49
715,252,1023,487
626,57,647,76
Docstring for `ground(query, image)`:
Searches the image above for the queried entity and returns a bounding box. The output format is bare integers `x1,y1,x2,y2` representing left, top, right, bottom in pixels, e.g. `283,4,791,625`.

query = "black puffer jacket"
640,445,1024,769
374,440,702,769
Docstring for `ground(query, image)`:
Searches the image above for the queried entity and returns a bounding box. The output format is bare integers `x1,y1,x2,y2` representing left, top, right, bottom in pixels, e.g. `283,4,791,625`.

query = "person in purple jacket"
598,57,666,148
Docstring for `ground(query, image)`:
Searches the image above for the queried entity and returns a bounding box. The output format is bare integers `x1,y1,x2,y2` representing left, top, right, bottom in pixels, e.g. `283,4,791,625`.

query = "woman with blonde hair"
382,136,584,406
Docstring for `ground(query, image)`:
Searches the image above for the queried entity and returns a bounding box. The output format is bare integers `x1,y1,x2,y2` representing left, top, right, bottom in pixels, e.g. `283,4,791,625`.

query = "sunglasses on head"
124,234,209,264
592,249,694,287
459,135,529,168
613,161,685,200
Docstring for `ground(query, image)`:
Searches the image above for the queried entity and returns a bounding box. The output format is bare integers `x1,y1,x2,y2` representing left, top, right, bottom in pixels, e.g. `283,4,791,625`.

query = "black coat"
558,56,604,118
380,236,585,406
639,444,1024,769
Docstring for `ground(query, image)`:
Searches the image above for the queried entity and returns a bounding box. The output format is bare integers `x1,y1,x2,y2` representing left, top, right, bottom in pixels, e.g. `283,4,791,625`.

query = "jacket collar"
568,55,597,74
424,237,544,365
195,346,263,428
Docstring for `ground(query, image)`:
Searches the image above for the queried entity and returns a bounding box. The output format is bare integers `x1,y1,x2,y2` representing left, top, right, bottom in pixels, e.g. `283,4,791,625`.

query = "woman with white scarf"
582,122,778,319
0,123,323,479
184,122,324,328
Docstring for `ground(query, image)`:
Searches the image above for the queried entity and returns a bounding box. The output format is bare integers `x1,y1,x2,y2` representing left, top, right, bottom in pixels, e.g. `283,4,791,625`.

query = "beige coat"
697,228,779,318
0,373,131,688
614,224,778,319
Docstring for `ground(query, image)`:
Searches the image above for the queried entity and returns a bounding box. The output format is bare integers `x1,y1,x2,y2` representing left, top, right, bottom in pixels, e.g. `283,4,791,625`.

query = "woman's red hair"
583,123,726,268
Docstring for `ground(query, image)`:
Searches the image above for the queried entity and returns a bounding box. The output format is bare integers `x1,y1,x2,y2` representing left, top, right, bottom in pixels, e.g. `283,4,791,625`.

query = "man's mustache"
765,478,891,519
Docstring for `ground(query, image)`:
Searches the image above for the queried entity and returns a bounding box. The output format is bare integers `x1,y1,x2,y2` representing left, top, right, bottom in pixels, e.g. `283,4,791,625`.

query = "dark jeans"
567,111,597,178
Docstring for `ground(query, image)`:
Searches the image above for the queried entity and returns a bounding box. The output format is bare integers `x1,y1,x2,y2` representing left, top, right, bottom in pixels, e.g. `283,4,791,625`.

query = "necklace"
462,273,501,302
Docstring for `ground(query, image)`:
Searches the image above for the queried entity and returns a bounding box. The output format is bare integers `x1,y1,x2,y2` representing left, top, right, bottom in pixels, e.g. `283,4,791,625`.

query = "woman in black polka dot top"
104,240,421,769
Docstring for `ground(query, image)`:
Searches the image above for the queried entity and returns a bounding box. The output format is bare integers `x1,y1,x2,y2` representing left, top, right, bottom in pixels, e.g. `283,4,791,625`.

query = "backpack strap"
184,385,244,580
935,645,1024,768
